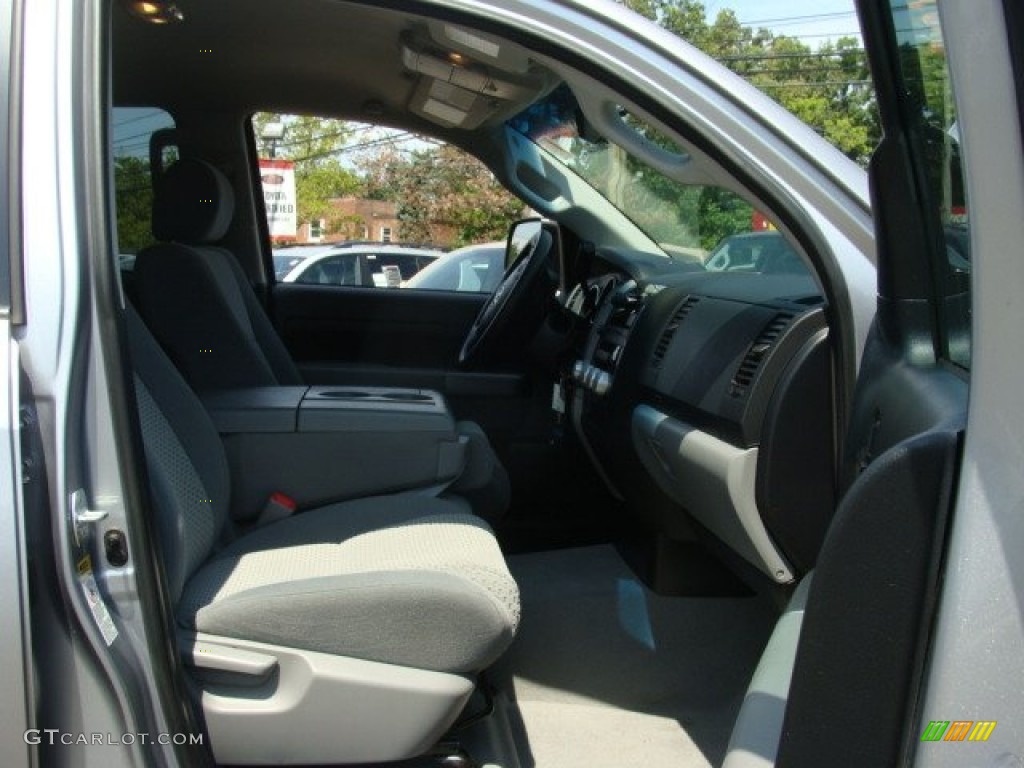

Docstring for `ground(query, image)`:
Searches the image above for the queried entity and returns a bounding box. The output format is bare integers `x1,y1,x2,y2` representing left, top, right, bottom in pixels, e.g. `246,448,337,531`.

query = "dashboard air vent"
652,296,700,369
730,312,794,394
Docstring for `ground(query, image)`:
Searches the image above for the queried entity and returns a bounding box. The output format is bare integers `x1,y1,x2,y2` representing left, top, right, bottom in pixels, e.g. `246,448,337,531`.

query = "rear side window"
112,107,176,257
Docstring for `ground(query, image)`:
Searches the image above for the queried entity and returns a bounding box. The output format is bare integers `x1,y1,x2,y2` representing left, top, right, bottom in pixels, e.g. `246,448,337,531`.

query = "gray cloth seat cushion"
178,494,520,674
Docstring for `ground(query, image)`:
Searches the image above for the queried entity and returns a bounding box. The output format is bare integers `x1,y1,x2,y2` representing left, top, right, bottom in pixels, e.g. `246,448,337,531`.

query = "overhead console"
202,386,467,522
569,271,836,583
401,23,553,129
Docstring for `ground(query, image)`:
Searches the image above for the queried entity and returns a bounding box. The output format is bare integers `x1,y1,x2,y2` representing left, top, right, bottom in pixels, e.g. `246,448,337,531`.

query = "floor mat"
480,545,778,768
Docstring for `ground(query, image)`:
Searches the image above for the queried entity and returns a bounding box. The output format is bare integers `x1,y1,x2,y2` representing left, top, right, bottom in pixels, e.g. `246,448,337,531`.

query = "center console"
202,386,468,521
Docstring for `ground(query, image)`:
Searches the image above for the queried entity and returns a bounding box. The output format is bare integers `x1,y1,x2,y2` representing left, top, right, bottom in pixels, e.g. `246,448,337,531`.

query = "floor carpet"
468,545,778,768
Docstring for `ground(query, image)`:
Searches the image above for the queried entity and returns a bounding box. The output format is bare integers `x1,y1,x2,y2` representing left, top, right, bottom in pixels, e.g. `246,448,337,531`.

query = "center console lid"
301,386,451,432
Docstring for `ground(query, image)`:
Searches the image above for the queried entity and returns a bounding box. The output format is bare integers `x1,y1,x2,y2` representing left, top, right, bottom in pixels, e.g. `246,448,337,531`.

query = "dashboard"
564,247,837,584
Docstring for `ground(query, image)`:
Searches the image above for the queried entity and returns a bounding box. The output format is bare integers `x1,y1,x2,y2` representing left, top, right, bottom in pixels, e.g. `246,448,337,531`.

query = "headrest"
152,158,235,245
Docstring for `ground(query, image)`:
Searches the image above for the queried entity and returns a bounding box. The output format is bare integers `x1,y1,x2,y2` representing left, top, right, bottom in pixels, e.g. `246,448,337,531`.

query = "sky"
703,0,863,45
113,108,176,159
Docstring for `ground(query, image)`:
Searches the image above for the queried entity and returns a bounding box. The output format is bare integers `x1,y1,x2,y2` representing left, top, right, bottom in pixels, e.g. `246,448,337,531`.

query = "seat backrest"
125,304,232,601
134,158,303,391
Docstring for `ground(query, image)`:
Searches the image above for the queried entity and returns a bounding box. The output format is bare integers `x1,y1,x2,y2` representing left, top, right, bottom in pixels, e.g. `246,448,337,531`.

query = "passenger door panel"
270,284,550,482
273,283,482,375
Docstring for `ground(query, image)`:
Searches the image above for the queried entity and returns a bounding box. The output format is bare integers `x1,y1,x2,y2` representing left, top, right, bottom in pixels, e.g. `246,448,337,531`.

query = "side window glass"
252,113,522,293
112,108,176,260
887,2,970,367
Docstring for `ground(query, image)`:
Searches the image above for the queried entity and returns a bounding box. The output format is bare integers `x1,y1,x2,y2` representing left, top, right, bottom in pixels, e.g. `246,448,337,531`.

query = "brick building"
296,197,400,244
295,196,460,247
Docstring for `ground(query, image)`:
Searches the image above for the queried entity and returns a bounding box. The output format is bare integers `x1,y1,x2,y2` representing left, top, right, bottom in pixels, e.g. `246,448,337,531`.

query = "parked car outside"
271,244,337,278
278,244,442,287
704,231,811,275
271,244,337,279
403,241,506,292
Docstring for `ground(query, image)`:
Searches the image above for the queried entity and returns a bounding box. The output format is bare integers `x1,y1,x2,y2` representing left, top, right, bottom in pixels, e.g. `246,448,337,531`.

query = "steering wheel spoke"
459,225,556,364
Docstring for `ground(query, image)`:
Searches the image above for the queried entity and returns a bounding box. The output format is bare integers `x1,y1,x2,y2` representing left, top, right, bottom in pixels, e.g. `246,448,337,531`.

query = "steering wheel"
459,227,554,364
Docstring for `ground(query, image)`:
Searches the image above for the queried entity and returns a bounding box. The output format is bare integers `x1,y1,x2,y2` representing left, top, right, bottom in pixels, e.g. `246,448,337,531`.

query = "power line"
773,30,862,40
742,68,871,80
754,79,873,89
716,49,866,62
113,137,153,152
112,109,172,128
289,131,418,163
112,127,166,145
737,10,857,27
268,123,376,150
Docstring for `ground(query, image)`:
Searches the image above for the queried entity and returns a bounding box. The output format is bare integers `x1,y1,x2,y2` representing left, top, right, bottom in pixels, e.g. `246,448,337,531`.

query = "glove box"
202,386,467,521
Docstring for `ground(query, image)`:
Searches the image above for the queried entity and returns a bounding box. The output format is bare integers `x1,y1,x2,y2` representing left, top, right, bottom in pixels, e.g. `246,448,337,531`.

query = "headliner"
112,0,556,144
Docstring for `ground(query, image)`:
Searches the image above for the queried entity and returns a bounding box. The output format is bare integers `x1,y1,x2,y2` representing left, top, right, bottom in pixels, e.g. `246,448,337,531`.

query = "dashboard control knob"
612,293,642,309
571,360,613,395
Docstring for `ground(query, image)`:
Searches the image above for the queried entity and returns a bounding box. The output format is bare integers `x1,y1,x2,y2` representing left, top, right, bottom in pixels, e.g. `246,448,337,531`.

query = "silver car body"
3,0,1023,765
403,242,507,293
280,244,442,287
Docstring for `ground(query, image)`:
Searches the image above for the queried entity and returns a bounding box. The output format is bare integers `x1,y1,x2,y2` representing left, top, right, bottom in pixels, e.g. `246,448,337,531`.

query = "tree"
114,156,156,252
361,144,525,246
617,1,881,167
294,160,361,231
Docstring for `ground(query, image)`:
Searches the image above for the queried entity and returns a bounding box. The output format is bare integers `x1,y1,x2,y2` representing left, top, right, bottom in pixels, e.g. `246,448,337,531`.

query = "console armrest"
202,387,307,432
202,387,466,521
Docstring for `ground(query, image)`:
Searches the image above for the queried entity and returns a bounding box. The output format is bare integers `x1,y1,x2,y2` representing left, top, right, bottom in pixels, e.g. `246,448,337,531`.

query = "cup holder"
311,389,434,403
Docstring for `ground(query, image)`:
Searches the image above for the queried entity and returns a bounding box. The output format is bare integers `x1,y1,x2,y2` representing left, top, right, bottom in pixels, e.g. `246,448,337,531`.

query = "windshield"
507,86,812,281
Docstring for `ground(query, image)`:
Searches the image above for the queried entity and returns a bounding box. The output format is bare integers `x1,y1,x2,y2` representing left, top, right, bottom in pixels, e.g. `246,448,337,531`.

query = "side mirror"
505,218,544,270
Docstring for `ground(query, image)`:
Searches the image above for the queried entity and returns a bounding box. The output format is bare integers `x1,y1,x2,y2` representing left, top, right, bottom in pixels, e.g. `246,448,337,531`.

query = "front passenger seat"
125,305,520,765
134,158,509,520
